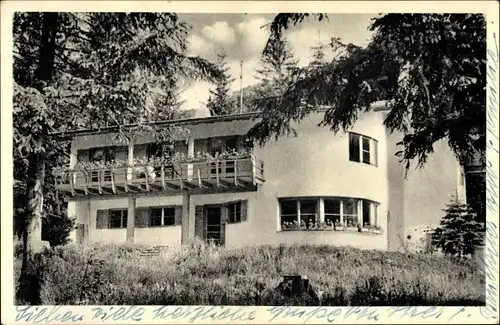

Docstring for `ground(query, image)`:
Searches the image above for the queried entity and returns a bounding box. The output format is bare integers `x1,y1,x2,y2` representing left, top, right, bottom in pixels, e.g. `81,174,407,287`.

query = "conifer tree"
255,37,299,97
432,197,485,258
206,49,236,116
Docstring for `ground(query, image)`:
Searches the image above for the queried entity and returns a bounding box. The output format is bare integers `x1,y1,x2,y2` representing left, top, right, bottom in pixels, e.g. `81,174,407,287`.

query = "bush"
432,197,485,258
14,241,485,306
42,213,75,247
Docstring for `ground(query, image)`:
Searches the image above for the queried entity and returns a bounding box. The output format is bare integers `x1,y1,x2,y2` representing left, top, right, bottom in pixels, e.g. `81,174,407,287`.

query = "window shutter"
194,205,206,240
241,200,248,222
135,208,150,228
96,210,109,229
174,205,182,226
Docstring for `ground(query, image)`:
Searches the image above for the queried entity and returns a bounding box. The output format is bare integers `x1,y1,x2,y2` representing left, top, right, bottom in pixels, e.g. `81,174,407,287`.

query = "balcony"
54,156,264,198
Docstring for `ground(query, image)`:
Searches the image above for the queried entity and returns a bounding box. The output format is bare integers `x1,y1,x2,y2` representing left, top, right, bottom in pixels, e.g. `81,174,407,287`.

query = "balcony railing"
54,156,264,197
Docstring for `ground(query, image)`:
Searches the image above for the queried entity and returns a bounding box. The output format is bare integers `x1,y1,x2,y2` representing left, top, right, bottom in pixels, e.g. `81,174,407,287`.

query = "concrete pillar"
187,137,195,181
181,191,190,244
86,199,94,243
127,138,135,181
126,197,136,243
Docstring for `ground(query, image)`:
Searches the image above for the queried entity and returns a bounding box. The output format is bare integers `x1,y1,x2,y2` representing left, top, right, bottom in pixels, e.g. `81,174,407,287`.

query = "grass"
14,240,485,306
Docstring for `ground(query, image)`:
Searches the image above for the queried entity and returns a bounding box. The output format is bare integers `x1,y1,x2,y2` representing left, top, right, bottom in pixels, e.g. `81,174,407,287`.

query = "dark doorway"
206,207,222,245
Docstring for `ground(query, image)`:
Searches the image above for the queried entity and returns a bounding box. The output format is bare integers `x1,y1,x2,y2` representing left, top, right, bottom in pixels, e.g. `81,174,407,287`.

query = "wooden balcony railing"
54,156,265,197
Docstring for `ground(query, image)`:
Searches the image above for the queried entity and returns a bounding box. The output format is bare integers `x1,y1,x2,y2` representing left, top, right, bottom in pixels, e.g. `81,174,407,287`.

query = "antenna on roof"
239,60,243,114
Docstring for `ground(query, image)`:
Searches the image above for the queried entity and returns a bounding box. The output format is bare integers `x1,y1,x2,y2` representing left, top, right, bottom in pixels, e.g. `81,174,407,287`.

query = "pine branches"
432,197,485,258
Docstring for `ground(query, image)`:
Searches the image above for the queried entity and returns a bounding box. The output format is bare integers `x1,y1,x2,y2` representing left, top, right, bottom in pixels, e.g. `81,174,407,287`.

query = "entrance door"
206,207,222,245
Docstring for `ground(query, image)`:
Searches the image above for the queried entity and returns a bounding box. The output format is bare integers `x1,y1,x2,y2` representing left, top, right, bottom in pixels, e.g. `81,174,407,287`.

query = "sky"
177,13,378,114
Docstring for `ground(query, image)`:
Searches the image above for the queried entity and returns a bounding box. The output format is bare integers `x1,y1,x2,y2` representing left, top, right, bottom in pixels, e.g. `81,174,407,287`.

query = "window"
349,133,378,166
280,200,298,224
349,133,360,162
281,197,379,230
279,199,317,228
90,147,115,164
89,147,115,182
150,207,176,227
228,201,242,223
109,209,127,229
299,199,317,226
147,142,163,160
362,200,371,226
343,199,358,227
324,199,341,225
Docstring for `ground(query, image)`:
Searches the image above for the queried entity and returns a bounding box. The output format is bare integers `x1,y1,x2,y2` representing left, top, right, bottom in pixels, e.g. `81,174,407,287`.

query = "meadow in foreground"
14,241,485,306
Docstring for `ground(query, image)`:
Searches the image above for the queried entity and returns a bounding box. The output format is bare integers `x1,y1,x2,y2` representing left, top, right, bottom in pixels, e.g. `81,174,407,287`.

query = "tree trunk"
16,151,47,304
17,12,58,305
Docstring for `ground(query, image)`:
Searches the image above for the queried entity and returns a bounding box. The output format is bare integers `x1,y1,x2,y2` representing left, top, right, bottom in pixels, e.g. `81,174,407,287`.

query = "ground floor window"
279,197,379,230
227,201,242,223
150,207,176,226
109,209,128,229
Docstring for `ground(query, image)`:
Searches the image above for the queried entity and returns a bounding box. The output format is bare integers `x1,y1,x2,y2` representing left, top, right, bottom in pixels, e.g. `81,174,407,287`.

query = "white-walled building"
54,102,466,251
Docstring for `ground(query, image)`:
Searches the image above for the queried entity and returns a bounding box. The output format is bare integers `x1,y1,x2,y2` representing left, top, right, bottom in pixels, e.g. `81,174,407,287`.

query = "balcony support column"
181,191,191,244
126,196,136,243
127,138,134,182
187,137,195,181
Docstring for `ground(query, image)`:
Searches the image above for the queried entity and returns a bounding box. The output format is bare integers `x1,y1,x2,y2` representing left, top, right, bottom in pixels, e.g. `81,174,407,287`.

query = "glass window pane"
363,150,370,164
300,214,316,227
105,148,115,162
91,149,104,163
362,200,371,226
324,199,340,214
280,200,297,215
164,216,175,226
362,137,370,150
325,214,340,225
300,200,316,214
349,133,360,162
150,215,162,226
225,137,238,151
344,199,358,215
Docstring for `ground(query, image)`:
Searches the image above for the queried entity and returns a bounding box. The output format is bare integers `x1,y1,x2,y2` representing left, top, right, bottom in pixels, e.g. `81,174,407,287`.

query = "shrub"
432,197,485,258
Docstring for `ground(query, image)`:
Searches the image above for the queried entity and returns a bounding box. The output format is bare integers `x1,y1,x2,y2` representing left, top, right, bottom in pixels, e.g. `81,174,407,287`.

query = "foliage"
15,242,484,305
255,37,299,96
206,49,236,116
250,14,486,169
13,12,222,303
42,214,76,247
309,41,327,67
432,197,485,258
465,172,486,222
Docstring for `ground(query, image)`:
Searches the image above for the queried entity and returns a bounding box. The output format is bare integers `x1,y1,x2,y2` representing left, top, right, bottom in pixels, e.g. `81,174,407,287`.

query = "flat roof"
50,111,259,139
50,100,391,139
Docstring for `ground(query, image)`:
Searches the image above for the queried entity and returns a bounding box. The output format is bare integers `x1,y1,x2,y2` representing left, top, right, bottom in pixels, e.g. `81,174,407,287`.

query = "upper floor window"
150,207,176,226
90,147,115,164
109,209,127,229
349,133,378,166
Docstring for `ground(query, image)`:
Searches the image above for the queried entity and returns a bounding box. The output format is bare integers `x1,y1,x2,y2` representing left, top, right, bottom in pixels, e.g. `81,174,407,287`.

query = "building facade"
54,102,467,251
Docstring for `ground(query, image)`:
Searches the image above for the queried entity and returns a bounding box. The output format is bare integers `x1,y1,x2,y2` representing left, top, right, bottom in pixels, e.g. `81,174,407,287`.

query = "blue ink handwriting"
15,306,84,323
91,306,145,322
151,306,256,323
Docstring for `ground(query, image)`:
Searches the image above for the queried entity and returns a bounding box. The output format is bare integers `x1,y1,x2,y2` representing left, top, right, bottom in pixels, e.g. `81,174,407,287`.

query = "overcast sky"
177,13,377,114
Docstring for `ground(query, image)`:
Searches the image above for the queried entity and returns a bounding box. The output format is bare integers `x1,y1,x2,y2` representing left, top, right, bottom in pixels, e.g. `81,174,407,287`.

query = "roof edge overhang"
50,100,391,140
